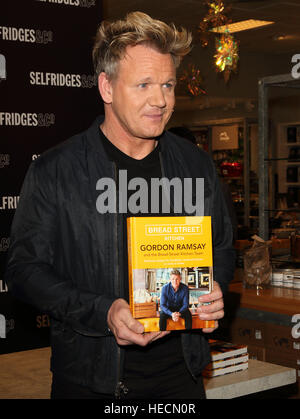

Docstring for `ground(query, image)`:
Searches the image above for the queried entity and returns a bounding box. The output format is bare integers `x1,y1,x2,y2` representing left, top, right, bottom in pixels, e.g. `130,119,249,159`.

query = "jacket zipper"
158,151,175,214
181,336,197,381
113,151,196,397
112,161,129,399
159,150,197,382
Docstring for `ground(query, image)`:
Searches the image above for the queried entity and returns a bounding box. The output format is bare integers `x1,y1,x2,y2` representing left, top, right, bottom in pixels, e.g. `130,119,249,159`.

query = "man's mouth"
144,114,164,120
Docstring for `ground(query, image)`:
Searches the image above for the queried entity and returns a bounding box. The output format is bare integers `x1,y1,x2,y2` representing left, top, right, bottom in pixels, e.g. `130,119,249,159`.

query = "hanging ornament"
214,31,239,82
197,23,210,48
203,0,228,27
179,64,207,97
197,0,231,47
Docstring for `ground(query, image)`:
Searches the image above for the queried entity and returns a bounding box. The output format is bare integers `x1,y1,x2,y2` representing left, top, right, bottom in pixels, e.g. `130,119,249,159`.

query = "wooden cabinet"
230,317,265,348
226,316,300,396
223,282,300,397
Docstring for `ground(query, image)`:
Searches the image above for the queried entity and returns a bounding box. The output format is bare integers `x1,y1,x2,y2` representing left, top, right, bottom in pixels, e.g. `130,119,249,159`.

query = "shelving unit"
188,117,258,231
258,73,300,240
277,122,300,205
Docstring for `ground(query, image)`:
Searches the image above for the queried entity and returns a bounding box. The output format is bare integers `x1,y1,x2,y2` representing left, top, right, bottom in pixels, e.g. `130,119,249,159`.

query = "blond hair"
92,11,192,79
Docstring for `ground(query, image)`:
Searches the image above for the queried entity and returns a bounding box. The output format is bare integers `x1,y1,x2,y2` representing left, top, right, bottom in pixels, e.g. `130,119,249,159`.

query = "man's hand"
107,298,169,346
197,281,224,333
172,312,180,322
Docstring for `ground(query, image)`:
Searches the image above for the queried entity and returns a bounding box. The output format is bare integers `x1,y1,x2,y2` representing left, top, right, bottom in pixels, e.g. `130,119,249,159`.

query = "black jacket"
5,116,235,396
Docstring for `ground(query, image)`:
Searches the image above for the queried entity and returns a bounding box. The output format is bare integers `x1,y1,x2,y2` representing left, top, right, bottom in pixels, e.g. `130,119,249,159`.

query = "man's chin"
139,128,165,140
138,120,169,139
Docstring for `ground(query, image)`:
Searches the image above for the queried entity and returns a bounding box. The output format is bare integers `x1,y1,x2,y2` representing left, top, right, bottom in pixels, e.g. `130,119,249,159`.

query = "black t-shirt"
99,129,183,378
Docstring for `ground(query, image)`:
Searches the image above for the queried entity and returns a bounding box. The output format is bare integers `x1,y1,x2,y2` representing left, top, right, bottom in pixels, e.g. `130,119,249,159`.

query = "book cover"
127,216,215,332
208,340,248,361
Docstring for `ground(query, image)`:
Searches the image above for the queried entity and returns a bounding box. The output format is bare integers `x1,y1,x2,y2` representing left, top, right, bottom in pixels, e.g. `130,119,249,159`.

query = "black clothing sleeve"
5,161,114,337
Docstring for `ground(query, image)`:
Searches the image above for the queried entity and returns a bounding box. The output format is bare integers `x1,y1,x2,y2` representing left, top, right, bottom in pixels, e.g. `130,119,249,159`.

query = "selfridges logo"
0,237,10,252
0,154,10,168
0,314,4,337
29,71,97,88
0,113,55,127
0,314,15,338
36,0,96,8
0,26,53,44
0,196,19,210
0,54,6,81
0,279,8,293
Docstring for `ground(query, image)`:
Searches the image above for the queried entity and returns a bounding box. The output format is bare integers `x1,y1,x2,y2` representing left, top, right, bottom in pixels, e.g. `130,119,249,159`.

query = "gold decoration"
214,31,239,82
179,64,207,97
196,1,239,83
198,0,231,47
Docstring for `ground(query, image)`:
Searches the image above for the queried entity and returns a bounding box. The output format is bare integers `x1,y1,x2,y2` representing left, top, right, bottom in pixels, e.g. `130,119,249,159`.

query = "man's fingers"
108,299,145,345
197,304,224,321
126,315,145,334
197,280,224,320
202,320,219,334
116,327,169,347
149,331,170,342
197,299,224,315
196,280,225,324
113,314,146,346
198,281,223,304
107,298,171,346
114,325,144,346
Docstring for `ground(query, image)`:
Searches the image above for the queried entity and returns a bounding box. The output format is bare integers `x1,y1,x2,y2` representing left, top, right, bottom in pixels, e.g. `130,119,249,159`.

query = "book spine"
127,218,135,318
209,354,249,369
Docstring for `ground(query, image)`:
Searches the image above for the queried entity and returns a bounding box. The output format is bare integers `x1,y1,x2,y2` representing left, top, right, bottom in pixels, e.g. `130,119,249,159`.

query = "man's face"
106,44,176,141
170,274,181,292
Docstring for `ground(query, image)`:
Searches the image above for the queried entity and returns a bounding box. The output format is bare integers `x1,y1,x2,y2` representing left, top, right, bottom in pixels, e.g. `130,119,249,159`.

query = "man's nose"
149,85,166,108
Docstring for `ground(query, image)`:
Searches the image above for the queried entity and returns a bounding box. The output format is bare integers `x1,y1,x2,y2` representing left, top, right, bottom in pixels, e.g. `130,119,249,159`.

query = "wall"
172,47,297,127
0,0,103,354
170,47,300,186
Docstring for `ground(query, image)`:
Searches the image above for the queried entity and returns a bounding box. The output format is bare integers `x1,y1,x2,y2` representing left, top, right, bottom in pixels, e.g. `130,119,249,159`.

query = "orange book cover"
127,216,215,332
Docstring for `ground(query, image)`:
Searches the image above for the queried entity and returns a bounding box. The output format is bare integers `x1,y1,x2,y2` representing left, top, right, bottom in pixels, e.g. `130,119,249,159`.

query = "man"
5,12,235,399
159,270,192,331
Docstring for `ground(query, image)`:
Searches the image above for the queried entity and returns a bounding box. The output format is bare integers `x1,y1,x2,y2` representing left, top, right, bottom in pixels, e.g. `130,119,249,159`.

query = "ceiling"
102,0,300,55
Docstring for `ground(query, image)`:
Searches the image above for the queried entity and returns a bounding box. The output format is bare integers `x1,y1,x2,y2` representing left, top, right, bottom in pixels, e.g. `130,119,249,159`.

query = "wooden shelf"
229,282,300,316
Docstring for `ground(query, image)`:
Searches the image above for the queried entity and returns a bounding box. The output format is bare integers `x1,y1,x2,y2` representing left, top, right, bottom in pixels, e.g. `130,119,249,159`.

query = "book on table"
203,360,249,377
203,340,249,377
208,340,248,360
127,216,215,332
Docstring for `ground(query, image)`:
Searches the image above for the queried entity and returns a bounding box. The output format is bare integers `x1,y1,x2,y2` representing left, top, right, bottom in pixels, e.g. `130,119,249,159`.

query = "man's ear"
98,72,113,104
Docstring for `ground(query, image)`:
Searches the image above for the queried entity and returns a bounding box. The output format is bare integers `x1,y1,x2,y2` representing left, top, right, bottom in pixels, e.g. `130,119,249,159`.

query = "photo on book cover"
131,266,213,332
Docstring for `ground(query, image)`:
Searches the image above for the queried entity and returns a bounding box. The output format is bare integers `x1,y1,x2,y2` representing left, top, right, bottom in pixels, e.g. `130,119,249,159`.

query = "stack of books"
203,340,248,377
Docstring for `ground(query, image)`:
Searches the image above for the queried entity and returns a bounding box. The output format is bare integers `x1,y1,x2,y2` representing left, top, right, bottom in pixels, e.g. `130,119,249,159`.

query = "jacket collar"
85,115,210,197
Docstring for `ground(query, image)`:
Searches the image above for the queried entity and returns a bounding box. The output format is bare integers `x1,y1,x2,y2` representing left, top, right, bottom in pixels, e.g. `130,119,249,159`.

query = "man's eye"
164,83,174,89
139,83,148,88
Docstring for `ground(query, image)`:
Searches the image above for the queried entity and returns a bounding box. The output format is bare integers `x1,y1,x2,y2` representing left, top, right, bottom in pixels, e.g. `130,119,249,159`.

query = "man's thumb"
127,316,144,334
